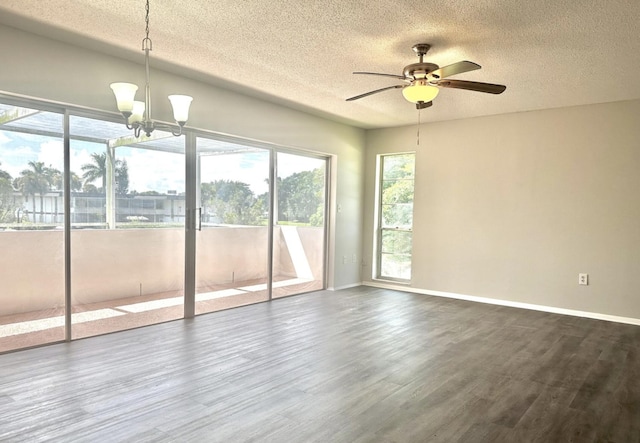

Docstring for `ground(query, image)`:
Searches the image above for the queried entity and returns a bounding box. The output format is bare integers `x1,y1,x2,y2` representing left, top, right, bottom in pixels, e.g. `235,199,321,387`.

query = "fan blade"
429,61,481,79
346,84,404,101
437,79,506,94
353,71,407,80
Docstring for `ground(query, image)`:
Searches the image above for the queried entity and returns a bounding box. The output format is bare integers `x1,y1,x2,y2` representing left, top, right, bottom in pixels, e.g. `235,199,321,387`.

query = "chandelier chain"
145,0,150,40
142,0,152,50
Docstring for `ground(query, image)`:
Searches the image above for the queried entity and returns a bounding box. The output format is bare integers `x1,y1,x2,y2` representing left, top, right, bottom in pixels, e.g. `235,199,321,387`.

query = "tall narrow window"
376,153,415,281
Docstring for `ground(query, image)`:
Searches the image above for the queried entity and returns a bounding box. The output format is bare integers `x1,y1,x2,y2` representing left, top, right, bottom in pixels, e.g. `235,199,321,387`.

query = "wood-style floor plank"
1,286,640,442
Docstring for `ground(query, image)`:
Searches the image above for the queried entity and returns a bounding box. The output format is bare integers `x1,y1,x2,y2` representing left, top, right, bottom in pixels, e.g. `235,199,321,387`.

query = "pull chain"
417,107,421,146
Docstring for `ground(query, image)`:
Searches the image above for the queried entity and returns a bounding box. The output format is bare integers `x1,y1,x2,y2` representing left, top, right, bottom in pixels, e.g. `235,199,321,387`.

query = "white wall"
0,24,365,290
364,99,640,320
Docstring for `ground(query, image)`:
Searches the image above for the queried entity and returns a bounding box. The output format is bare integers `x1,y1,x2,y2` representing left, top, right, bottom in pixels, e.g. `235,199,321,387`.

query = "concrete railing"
0,226,324,316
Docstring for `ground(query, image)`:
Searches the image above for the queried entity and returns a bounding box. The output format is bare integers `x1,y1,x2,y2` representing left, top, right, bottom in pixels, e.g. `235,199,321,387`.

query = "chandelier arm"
152,121,184,136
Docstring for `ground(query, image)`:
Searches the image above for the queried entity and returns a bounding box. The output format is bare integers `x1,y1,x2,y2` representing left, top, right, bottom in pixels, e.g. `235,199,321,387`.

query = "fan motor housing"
403,62,439,79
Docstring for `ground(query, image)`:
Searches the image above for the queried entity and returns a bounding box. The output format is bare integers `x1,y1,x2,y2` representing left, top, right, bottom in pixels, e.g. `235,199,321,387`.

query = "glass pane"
378,153,415,281
382,179,414,202
69,116,185,339
380,253,412,280
0,104,65,352
273,152,326,298
381,229,412,255
382,154,415,180
195,138,270,314
381,202,413,228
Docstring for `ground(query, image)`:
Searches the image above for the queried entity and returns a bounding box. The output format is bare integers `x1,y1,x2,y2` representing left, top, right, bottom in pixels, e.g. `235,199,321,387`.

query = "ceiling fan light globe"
402,83,439,104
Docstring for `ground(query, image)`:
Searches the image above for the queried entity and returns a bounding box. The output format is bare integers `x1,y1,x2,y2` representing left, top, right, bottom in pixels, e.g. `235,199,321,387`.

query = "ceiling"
0,0,639,129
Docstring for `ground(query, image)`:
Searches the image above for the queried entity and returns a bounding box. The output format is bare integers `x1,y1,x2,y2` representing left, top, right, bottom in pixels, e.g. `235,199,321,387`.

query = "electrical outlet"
578,273,589,285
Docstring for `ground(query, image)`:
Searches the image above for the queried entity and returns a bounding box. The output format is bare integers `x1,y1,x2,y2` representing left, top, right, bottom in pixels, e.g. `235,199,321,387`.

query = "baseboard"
362,281,640,326
328,282,362,291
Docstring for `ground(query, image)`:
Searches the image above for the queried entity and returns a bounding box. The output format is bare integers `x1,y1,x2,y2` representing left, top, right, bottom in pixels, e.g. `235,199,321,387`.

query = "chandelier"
110,0,192,137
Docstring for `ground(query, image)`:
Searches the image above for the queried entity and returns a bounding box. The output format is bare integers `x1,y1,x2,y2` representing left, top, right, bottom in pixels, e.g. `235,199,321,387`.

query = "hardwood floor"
1,286,640,442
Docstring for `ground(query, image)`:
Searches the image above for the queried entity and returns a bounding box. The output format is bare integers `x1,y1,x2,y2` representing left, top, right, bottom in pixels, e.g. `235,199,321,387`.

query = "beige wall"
364,99,640,319
0,23,364,290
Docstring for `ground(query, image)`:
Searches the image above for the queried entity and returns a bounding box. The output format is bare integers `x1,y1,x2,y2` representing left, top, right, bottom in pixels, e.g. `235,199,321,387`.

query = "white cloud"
201,153,270,195
37,140,64,170
0,145,38,179
123,148,185,193
277,153,325,179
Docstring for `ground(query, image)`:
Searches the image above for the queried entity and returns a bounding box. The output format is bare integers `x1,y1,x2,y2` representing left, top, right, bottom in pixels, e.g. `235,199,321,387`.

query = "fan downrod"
403,44,438,79
412,44,431,62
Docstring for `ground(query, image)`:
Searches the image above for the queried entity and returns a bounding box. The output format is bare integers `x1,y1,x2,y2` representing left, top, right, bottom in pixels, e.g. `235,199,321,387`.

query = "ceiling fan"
347,43,506,109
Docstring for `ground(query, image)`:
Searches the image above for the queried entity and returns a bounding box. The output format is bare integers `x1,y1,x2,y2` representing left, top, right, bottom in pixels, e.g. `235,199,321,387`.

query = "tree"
50,170,82,192
0,164,11,181
277,167,324,225
82,183,98,193
81,152,107,191
381,155,414,228
14,161,53,222
0,162,16,223
81,152,129,194
201,180,264,225
47,169,80,223
116,159,129,195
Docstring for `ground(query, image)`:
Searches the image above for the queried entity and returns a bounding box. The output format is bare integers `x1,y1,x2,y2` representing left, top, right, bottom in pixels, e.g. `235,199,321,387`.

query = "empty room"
0,0,639,441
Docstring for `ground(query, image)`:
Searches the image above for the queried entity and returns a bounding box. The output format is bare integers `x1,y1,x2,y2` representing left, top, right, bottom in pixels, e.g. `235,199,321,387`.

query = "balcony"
0,225,324,353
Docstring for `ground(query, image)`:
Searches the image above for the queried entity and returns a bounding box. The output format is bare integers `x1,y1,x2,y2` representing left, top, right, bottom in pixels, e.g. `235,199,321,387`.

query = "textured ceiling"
0,0,639,129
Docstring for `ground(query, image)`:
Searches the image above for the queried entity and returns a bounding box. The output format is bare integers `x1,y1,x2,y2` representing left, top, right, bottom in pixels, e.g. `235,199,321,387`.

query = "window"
376,153,415,281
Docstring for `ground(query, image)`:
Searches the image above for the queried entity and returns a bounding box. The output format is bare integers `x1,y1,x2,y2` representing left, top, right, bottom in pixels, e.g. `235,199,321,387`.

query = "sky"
0,130,324,196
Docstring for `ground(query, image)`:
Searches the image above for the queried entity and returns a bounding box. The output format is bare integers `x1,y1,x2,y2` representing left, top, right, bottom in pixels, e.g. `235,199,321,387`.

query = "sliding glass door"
0,104,66,353
69,115,185,339
194,137,271,314
0,95,330,354
272,152,327,298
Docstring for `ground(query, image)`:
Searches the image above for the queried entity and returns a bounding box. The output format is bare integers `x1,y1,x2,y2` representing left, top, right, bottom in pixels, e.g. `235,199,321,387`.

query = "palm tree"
81,152,129,194
14,161,52,222
0,162,16,223
81,152,108,191
51,170,82,192
48,169,81,223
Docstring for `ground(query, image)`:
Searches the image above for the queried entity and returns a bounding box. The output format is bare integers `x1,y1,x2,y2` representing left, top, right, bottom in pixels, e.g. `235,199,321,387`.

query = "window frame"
375,152,415,283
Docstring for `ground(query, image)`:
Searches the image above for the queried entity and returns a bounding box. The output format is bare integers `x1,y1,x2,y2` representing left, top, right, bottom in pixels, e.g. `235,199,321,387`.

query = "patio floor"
0,276,323,354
